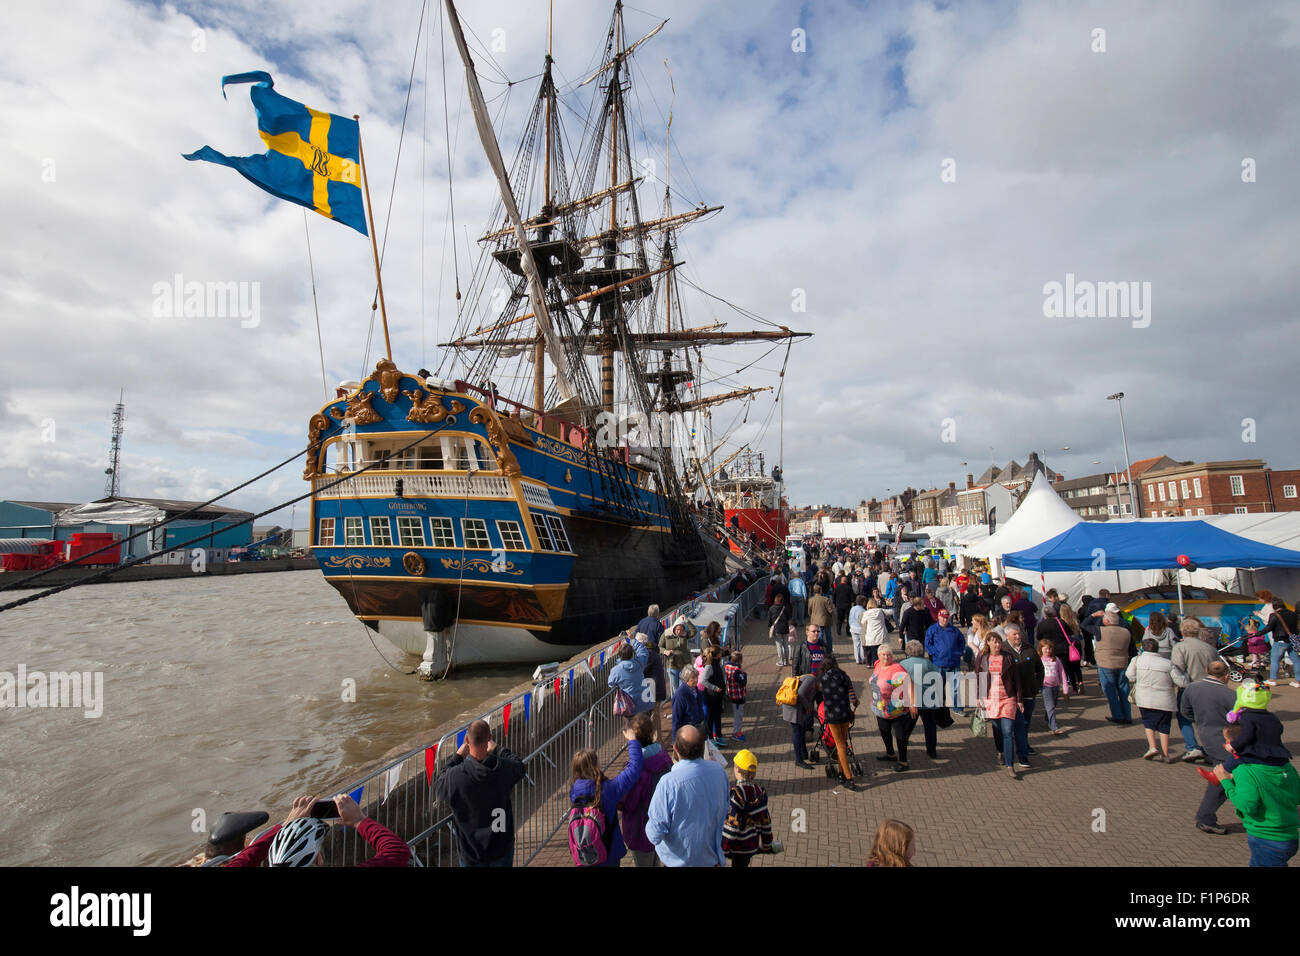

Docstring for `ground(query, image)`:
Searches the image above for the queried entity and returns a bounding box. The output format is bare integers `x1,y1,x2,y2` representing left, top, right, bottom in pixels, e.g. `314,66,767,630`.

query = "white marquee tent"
959,473,1149,600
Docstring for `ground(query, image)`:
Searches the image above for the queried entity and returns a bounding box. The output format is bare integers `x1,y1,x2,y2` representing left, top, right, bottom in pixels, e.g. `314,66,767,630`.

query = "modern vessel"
716,449,789,553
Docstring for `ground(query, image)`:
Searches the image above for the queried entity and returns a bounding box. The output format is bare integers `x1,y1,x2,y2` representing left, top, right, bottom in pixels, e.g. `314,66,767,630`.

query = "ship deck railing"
313,472,515,499
296,572,770,866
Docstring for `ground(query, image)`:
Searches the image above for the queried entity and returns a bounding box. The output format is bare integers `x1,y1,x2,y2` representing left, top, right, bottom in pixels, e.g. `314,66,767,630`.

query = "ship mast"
535,0,554,413
599,5,623,414
443,0,576,403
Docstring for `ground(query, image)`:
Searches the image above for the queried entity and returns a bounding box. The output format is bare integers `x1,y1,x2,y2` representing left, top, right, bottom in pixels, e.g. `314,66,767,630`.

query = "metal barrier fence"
315,579,747,867
730,575,771,651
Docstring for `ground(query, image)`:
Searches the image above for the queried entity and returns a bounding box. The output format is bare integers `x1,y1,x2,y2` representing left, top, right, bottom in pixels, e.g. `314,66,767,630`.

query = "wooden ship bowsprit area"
304,1,809,674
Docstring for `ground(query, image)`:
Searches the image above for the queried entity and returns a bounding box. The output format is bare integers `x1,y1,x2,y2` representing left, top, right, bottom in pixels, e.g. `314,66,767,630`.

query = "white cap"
1105,602,1120,614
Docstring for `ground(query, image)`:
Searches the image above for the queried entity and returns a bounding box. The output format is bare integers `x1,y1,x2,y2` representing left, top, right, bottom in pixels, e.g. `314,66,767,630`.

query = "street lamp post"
1107,392,1141,518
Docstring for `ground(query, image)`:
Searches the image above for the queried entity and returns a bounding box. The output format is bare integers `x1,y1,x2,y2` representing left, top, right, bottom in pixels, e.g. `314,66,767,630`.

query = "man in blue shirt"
645,725,729,867
636,604,665,646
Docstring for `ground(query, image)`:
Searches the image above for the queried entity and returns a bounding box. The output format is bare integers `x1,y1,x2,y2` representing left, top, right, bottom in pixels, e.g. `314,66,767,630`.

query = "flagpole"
355,115,393,362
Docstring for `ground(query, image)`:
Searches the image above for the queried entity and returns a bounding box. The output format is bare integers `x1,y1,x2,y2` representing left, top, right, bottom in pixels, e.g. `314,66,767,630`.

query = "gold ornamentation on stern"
371,358,403,403
469,406,522,477
440,557,524,576
304,412,330,478
402,551,426,575
404,388,465,424
324,554,393,569
329,389,382,426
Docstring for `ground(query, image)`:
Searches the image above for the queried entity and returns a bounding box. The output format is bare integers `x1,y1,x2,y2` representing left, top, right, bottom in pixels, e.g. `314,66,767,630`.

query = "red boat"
718,450,788,552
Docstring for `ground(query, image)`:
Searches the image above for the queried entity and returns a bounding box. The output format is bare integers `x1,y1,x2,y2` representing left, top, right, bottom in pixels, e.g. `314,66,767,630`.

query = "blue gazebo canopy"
1002,520,1300,572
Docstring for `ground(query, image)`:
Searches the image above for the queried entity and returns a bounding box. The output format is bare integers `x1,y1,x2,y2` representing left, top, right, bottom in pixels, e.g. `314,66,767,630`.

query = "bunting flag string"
424,743,439,785
599,651,606,666
503,701,512,737
523,692,532,723
380,765,403,803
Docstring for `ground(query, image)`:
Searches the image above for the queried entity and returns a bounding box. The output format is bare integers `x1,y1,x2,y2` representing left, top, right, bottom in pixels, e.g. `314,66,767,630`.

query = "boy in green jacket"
1214,758,1300,867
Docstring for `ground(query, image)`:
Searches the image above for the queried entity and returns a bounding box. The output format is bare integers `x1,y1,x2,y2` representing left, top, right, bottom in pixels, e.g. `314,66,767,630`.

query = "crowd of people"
198,540,1296,868
753,537,1300,864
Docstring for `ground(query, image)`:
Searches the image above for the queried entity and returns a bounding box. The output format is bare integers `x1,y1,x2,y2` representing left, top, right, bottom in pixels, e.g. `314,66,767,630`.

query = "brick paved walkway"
536,613,1295,866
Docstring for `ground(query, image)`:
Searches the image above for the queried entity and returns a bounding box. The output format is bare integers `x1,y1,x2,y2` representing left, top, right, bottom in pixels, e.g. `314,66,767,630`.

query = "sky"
2,0,1298,524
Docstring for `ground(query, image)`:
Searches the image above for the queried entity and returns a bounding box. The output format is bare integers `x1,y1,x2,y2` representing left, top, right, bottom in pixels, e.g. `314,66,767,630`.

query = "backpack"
567,799,610,866
776,676,801,706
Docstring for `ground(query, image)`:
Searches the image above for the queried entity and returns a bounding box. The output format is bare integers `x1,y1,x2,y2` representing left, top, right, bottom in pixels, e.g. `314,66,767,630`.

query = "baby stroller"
1214,627,1249,683
808,700,865,780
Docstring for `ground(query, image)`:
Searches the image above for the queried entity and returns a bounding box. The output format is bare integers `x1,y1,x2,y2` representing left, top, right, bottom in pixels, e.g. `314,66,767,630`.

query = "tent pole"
1178,574,1184,617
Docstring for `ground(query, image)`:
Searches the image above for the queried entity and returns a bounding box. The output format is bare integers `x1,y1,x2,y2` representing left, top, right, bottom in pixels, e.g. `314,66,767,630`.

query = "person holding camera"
225,793,410,867
436,719,527,866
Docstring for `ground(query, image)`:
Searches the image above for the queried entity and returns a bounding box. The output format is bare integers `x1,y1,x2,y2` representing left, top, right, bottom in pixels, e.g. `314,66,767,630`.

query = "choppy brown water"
0,570,530,866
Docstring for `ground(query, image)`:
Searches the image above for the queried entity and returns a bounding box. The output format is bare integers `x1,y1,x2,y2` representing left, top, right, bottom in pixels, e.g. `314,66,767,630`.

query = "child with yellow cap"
722,749,775,867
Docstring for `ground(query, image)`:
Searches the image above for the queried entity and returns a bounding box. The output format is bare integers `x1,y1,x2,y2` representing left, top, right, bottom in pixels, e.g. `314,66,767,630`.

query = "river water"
0,570,530,866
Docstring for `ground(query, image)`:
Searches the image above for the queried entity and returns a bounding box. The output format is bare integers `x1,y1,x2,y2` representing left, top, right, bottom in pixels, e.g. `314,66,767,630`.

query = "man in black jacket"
959,586,984,628
832,575,855,639
1003,624,1044,768
434,719,526,866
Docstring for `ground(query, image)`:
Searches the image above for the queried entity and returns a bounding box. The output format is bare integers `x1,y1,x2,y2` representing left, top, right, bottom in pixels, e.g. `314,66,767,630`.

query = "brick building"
1140,459,1272,516
1267,469,1300,512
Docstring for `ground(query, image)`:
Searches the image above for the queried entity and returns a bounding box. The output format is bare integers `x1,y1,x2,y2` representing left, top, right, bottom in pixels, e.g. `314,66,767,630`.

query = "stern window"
545,514,572,551
429,517,455,548
397,516,426,547
344,517,364,546
461,518,491,550
531,513,555,551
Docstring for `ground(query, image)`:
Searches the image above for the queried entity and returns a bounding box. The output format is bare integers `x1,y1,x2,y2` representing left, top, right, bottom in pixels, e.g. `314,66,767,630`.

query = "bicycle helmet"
268,818,329,866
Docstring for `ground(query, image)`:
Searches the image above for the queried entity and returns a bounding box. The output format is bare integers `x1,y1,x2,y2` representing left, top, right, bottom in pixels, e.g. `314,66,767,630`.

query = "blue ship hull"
306,360,725,663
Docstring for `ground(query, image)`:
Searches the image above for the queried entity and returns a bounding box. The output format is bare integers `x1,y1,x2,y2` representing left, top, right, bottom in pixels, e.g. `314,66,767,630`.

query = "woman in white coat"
861,597,893,669
1126,638,1178,762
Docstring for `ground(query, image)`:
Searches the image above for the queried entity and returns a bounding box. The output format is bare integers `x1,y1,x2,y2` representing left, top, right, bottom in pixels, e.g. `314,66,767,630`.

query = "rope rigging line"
0,441,321,594
0,427,440,616
304,210,329,400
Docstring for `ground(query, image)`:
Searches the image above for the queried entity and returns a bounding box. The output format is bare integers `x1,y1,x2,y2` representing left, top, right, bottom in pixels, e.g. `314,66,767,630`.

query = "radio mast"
104,390,125,498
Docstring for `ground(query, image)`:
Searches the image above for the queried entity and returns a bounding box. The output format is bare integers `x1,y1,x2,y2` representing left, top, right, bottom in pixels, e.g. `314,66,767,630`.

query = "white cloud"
1,0,1296,517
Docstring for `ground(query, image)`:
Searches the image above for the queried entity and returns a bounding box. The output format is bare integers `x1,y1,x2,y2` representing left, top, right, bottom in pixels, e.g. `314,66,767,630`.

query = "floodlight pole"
1108,392,1140,518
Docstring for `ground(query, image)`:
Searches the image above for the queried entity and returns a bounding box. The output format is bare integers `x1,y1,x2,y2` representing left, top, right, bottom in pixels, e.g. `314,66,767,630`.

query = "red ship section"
723,505,789,552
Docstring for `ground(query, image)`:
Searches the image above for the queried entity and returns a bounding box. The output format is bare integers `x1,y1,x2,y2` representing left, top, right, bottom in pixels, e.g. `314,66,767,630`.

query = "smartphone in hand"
310,799,341,819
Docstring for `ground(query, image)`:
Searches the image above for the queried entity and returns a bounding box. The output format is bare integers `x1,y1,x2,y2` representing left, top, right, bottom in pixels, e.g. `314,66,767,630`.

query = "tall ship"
295,2,808,673
715,448,789,553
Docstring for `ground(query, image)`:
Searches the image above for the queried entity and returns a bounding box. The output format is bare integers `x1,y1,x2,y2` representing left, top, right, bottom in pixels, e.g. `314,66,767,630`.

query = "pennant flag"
568,668,574,692
424,744,438,785
588,655,596,670
599,651,606,666
502,702,512,737
348,785,364,805
523,692,532,723
456,728,466,750
554,677,562,699
184,71,368,235
380,765,402,803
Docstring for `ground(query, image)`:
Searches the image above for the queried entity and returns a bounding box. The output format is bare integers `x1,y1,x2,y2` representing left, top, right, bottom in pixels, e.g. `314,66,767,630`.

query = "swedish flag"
184,71,367,236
